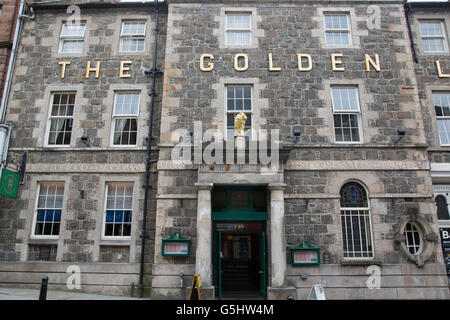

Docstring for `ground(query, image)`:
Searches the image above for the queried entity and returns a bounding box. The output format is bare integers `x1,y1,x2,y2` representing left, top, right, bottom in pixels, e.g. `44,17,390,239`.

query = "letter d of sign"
200,54,214,72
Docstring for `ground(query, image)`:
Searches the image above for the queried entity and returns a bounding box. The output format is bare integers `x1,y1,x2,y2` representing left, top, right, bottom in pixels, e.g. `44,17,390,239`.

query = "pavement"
0,287,148,300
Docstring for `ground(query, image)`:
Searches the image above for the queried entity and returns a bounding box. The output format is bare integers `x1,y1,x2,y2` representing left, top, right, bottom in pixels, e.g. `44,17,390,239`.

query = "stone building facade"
0,0,20,104
153,0,449,300
0,1,165,295
407,1,450,290
0,0,449,300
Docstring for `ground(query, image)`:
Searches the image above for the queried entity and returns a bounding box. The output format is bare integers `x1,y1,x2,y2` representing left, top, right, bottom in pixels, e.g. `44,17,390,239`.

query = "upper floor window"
419,21,448,53
433,92,450,146
120,21,146,52
33,182,64,238
226,86,252,140
59,23,86,54
225,13,251,46
112,92,140,146
324,14,351,46
47,93,75,146
331,87,361,143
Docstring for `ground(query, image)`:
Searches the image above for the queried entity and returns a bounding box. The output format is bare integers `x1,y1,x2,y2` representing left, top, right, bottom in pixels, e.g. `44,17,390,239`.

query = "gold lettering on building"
436,60,450,78
200,54,214,72
58,61,71,79
331,53,344,71
365,54,380,72
119,60,132,78
195,53,383,72
268,53,281,71
234,53,248,72
85,61,100,79
297,54,312,71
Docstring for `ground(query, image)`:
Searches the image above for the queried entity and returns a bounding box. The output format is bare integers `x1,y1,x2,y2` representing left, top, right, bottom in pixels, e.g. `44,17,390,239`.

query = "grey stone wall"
153,1,448,298
0,5,166,278
409,8,450,158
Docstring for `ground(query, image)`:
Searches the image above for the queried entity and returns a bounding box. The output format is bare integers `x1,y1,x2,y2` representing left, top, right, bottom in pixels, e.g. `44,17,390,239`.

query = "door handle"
258,270,264,275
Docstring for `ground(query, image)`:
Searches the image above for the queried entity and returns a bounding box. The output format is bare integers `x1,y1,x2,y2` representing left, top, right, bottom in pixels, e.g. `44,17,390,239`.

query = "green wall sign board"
162,232,190,257
291,241,320,266
0,169,19,198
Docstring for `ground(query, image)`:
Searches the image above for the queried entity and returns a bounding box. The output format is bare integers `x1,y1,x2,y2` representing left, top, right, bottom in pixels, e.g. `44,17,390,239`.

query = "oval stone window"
403,222,422,255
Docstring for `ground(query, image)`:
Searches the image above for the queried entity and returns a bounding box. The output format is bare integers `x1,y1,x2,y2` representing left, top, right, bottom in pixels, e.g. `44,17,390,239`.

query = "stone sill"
28,238,59,245
100,240,131,247
339,259,382,266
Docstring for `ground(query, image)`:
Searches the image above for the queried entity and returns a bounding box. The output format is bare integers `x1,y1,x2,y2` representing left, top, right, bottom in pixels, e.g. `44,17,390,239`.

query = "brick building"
0,0,449,300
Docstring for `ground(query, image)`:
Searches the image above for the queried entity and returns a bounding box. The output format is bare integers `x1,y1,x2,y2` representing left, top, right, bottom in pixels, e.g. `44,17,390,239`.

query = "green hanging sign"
0,169,19,198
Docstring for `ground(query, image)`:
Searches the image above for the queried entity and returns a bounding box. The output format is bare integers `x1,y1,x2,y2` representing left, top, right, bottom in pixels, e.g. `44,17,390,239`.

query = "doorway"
212,186,268,299
213,222,266,299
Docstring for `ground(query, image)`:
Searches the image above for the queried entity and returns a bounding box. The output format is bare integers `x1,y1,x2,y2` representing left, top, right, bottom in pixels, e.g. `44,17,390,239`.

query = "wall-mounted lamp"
293,128,301,143
81,134,91,147
393,128,406,144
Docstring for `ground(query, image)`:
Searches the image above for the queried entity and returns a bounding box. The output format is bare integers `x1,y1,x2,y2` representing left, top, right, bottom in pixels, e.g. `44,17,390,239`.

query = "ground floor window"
104,182,133,238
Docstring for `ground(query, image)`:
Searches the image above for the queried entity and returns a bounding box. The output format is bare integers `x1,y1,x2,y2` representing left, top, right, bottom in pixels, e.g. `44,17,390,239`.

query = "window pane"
104,184,133,237
113,118,137,145
420,21,443,37
35,183,64,237
340,182,368,207
332,88,359,111
121,22,146,36
48,94,75,146
227,14,250,29
438,119,450,145
61,40,84,53
423,38,445,52
334,114,360,142
114,93,140,116
120,38,145,52
226,31,251,45
61,24,86,37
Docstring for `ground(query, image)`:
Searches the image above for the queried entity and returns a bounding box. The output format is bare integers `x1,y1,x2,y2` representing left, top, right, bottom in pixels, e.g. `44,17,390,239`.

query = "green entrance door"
259,231,267,299
212,186,268,299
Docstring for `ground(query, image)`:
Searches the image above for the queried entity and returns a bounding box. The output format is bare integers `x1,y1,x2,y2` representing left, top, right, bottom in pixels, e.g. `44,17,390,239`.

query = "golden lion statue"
234,112,247,136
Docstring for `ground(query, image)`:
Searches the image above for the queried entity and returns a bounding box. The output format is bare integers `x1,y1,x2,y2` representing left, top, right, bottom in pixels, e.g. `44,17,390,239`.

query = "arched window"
340,182,373,258
435,195,450,220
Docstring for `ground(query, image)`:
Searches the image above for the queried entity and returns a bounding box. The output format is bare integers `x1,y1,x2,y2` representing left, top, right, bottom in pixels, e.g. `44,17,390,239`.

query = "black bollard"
39,276,48,300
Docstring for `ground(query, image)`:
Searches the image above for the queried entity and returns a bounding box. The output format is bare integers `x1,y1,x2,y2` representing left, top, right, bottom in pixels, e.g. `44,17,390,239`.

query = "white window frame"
419,20,448,53
119,21,146,53
324,13,352,47
225,12,252,46
331,87,362,144
58,23,86,54
403,222,423,256
433,92,450,146
31,182,65,240
110,91,140,147
45,92,76,148
102,182,134,240
340,183,374,259
225,85,253,140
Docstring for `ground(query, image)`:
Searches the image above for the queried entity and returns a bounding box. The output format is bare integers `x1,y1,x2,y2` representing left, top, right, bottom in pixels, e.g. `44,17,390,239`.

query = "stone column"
194,182,214,287
269,183,287,287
